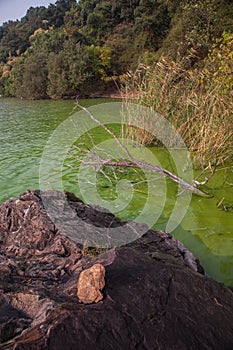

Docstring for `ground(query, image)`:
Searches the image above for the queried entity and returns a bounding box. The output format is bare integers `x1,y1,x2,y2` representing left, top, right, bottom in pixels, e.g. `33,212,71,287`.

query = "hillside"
0,0,232,99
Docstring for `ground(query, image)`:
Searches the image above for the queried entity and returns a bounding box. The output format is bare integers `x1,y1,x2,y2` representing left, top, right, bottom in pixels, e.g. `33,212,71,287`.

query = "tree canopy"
0,0,232,99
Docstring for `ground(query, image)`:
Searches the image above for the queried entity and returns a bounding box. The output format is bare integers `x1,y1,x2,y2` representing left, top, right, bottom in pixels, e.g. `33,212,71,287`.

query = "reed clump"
121,57,233,169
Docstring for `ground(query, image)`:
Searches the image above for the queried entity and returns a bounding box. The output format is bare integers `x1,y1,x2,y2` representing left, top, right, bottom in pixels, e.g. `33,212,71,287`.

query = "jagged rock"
0,190,232,350
77,263,105,304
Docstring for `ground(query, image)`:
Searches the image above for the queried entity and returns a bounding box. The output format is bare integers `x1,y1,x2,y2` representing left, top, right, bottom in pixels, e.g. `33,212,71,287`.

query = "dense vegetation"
0,0,232,99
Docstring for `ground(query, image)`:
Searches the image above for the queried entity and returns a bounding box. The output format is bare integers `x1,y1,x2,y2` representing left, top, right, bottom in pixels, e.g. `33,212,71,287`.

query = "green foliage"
47,41,93,99
7,58,25,97
0,22,31,58
160,0,233,62
134,0,170,50
105,22,136,72
0,0,232,99
202,32,233,93
0,0,76,59
47,51,68,99
47,0,77,28
6,52,48,99
86,44,112,78
30,27,67,54
22,52,48,99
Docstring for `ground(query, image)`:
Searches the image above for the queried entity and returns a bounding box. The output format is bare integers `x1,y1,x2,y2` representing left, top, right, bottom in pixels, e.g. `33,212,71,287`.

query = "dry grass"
121,57,233,169
81,240,109,257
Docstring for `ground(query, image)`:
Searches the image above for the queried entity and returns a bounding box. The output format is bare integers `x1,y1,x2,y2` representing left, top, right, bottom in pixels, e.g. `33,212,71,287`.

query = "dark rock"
0,190,232,350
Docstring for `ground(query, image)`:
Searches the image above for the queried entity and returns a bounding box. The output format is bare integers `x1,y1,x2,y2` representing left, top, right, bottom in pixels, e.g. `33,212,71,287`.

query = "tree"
0,0,233,98
86,44,112,78
6,57,25,97
29,27,66,54
47,52,69,99
160,0,233,61
47,41,93,98
134,0,170,51
0,21,31,57
48,0,77,27
22,52,48,99
202,32,233,94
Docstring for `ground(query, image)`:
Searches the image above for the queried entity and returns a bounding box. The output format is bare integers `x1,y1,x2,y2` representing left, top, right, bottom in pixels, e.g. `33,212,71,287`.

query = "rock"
77,263,105,304
0,190,232,350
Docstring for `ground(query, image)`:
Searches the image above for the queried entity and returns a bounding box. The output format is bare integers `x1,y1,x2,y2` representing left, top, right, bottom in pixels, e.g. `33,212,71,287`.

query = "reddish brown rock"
77,263,105,304
0,190,232,350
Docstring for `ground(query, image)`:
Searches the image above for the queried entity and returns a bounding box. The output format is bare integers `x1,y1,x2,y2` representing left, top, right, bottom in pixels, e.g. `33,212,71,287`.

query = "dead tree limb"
72,103,212,197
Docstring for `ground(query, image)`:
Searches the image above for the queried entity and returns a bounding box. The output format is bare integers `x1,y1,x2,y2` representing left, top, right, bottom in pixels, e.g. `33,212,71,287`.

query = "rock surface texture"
77,263,105,304
0,190,232,350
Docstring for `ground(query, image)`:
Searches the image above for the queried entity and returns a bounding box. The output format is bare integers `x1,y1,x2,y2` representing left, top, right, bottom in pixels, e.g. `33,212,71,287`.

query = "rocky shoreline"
0,190,232,349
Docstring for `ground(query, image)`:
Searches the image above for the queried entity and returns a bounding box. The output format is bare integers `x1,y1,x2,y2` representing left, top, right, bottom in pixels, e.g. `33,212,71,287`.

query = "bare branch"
192,161,218,186
72,103,212,197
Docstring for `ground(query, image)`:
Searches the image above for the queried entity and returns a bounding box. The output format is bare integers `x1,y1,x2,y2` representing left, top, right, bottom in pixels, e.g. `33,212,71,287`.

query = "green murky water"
0,98,232,286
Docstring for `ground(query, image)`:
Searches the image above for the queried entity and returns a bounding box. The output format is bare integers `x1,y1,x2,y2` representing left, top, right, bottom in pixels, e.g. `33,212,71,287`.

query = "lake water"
0,97,232,286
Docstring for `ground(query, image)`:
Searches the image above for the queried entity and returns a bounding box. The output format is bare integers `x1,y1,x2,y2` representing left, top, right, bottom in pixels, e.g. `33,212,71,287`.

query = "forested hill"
0,0,232,99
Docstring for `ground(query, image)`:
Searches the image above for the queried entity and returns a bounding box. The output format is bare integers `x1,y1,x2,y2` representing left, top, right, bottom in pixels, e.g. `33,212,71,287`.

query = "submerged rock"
0,190,232,350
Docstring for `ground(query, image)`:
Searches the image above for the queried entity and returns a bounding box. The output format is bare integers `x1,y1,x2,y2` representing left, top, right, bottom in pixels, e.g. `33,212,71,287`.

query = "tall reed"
121,57,233,169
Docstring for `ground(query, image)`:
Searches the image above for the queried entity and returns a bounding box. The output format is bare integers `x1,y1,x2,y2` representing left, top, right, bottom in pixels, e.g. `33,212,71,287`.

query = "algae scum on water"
0,98,232,286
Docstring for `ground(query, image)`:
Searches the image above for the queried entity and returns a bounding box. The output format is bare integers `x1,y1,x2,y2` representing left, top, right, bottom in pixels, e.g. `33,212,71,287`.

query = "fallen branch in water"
70,103,212,197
